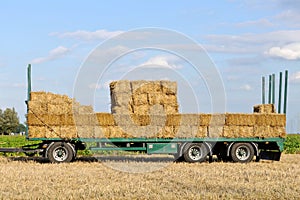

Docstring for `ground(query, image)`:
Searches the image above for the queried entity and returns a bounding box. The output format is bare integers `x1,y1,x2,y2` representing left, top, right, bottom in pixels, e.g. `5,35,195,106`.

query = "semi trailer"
0,65,286,163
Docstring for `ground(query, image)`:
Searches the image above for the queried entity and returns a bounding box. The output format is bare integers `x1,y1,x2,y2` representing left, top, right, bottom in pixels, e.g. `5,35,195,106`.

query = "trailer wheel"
47,142,74,163
183,143,208,163
230,143,254,163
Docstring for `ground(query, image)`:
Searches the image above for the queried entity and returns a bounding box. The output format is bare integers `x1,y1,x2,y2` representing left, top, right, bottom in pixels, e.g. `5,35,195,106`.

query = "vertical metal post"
272,74,275,104
27,64,31,101
262,76,265,104
283,70,288,114
278,72,282,113
268,75,272,104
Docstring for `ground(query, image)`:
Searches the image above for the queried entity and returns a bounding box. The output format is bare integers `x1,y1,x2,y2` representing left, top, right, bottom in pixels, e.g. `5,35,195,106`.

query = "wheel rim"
53,146,68,161
235,146,250,161
188,146,202,161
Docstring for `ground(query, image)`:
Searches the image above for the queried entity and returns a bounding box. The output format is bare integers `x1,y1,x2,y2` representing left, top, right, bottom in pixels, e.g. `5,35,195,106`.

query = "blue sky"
0,0,300,133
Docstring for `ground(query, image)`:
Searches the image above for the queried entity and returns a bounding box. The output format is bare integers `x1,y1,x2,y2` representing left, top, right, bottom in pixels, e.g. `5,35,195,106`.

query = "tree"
0,108,20,135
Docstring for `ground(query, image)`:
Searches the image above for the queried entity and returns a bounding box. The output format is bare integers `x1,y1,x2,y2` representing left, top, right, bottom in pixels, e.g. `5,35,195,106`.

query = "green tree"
0,108,20,135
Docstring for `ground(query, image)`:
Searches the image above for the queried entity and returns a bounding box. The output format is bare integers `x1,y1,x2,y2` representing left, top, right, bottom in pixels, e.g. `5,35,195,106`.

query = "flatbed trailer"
0,65,286,163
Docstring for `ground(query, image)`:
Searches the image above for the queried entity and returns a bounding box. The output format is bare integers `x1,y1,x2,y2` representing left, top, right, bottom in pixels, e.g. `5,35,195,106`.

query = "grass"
0,154,299,199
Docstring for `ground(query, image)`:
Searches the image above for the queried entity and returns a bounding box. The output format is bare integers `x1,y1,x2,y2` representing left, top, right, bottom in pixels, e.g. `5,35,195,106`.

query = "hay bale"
110,81,131,93
94,126,109,138
47,93,73,104
157,126,175,138
109,126,126,138
45,126,61,138
199,114,212,126
28,126,46,138
48,104,72,115
111,105,133,114
208,126,224,138
176,126,197,138
253,104,276,113
77,126,93,138
133,105,150,115
30,91,48,102
196,126,208,138
27,114,48,126
272,126,286,138
166,114,181,126
131,114,150,126
46,114,63,126
132,93,148,106
96,113,115,126
210,114,226,126
254,126,273,138
111,92,133,106
255,114,286,126
163,105,178,114
179,114,199,126
223,126,254,138
59,114,76,126
148,93,163,105
60,126,78,138
161,81,177,95
130,80,148,94
225,114,256,126
161,94,178,106
28,101,48,114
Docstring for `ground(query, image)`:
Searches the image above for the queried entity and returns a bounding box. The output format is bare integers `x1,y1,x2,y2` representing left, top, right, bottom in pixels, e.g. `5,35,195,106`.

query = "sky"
0,0,300,133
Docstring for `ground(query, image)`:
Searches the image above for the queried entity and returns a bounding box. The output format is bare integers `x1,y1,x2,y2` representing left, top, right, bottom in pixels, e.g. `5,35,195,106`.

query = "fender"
204,142,213,156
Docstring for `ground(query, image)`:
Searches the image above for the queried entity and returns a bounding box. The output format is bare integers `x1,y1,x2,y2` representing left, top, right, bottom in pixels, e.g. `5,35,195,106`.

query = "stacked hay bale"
253,104,276,113
110,80,178,115
27,92,94,139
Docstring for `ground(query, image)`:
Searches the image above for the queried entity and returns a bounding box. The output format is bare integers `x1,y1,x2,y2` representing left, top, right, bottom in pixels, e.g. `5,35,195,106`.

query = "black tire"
183,143,208,163
47,142,74,163
230,143,254,163
173,153,185,162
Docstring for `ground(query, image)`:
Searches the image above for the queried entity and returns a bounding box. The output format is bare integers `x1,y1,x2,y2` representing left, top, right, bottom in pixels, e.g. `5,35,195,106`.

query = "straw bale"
157,126,175,138
161,81,177,95
163,105,179,114
148,93,163,105
133,105,150,115
73,114,98,126
225,114,256,126
210,114,226,126
96,113,115,126
94,126,110,138
28,101,48,114
60,126,78,138
77,126,93,138
131,114,150,126
166,114,181,126
27,114,48,126
45,126,61,138
132,93,148,106
255,114,286,126
46,114,63,126
28,126,46,138
208,126,224,138
77,105,93,114
130,80,148,94
30,91,48,102
47,93,73,104
272,126,286,138
111,92,133,106
199,114,212,126
253,126,273,138
180,114,199,126
223,126,254,138
195,126,208,138
253,104,276,113
111,105,133,114
176,126,197,138
161,94,178,106
110,81,131,93
59,114,76,126
109,126,126,138
48,104,73,115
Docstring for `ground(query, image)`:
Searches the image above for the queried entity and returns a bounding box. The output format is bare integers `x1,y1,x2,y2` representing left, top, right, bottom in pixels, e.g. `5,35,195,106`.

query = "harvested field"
0,154,299,199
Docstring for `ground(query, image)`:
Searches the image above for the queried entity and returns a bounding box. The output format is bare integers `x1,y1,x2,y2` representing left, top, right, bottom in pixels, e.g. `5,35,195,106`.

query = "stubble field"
0,154,299,199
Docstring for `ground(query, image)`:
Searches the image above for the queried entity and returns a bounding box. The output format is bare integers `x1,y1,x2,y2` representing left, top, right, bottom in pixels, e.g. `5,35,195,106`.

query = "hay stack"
110,80,179,115
253,104,276,113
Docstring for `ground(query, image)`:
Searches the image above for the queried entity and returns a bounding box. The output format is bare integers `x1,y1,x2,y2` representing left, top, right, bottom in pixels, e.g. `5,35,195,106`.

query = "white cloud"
31,46,70,64
267,43,300,60
235,18,274,28
205,30,300,54
50,29,123,41
139,56,183,69
290,71,300,83
240,84,253,91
